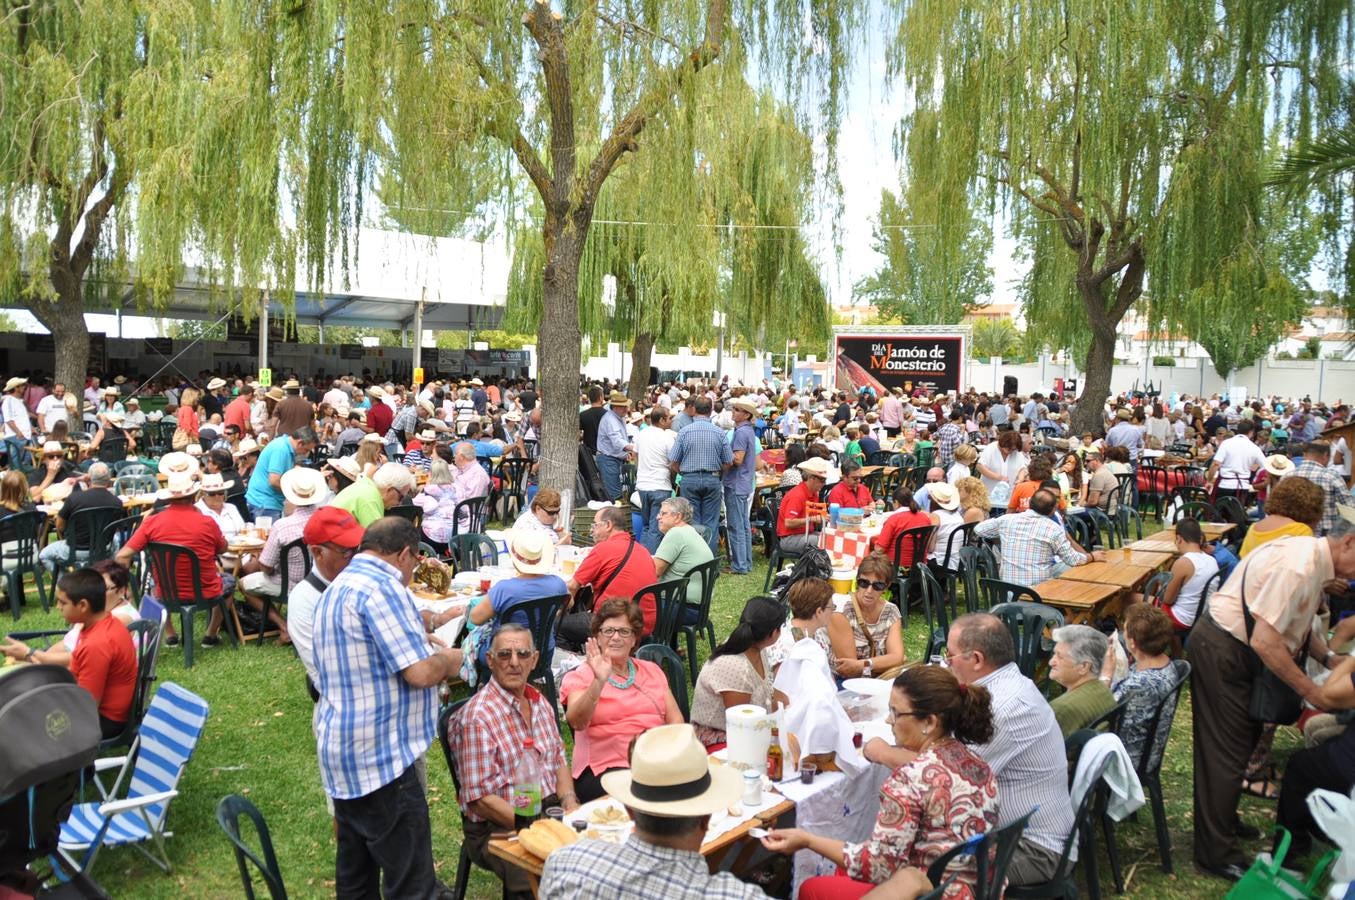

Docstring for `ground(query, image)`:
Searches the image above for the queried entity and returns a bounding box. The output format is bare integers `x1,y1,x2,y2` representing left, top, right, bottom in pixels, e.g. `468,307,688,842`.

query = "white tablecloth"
774,763,889,896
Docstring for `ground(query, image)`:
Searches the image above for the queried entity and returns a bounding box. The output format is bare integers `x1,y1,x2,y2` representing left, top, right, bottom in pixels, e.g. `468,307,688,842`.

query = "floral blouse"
842,599,902,663
1113,662,1180,770
844,740,1000,899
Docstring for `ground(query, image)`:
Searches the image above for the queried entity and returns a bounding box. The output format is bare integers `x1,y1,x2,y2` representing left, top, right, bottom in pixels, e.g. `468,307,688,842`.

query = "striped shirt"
974,662,1076,858
668,417,732,474
974,509,1090,587
311,554,435,800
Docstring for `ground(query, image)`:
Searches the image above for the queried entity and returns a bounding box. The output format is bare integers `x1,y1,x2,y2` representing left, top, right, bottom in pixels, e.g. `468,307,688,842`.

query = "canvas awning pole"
258,290,270,373
412,286,425,372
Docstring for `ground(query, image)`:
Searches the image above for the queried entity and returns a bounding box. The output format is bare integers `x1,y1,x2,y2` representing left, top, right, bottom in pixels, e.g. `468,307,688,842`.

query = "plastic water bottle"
512,738,543,831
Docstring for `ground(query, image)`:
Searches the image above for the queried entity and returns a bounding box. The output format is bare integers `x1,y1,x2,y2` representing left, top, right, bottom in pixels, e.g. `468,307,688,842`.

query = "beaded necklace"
607,658,637,690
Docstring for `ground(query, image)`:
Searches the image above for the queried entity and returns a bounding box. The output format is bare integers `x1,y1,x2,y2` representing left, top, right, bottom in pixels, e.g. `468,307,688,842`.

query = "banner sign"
833,332,965,396
435,349,530,372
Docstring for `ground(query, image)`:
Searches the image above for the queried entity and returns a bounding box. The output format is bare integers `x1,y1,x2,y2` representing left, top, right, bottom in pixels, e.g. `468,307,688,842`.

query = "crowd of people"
2,365,1354,897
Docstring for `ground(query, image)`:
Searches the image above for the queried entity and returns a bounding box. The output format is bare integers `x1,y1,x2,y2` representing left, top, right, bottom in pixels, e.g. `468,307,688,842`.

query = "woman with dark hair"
768,577,837,673
689,596,787,747
764,666,999,900
1109,604,1178,769
779,442,809,487
561,599,683,801
829,552,907,680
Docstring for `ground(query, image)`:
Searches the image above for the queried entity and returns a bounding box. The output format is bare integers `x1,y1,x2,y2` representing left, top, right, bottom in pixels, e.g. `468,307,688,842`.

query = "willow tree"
0,1,294,392
891,1,1354,432
853,107,992,323
275,1,858,497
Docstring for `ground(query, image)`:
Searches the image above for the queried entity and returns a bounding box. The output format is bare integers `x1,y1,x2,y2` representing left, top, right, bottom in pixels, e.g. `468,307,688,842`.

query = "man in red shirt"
827,458,874,510
777,457,831,555
365,385,393,440
117,473,232,647
58,568,137,739
566,506,658,633
223,387,254,436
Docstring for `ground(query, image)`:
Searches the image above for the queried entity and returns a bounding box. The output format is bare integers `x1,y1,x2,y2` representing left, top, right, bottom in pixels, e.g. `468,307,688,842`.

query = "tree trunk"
25,279,90,398
1073,324,1116,434
536,223,586,497
627,332,654,405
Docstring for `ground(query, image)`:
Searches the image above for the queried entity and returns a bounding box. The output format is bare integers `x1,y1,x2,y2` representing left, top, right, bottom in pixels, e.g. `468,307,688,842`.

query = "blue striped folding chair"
57,682,209,876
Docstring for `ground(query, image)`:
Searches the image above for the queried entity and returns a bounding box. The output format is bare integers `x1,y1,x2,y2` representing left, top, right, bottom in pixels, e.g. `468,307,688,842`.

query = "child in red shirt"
58,568,137,739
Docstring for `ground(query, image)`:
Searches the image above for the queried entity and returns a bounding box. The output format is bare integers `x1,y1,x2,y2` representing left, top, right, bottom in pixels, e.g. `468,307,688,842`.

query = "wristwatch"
1326,650,1338,668
863,659,873,678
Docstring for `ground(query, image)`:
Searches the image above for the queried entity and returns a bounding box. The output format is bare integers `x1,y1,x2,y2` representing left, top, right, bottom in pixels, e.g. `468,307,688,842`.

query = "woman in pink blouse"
560,598,684,802
763,666,1000,900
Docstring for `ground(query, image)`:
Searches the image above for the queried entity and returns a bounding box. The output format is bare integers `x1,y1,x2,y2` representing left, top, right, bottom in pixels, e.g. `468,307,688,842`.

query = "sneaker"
201,634,222,647
165,635,181,647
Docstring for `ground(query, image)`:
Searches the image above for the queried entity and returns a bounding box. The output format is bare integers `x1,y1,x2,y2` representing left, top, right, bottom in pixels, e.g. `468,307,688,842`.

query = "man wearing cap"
2,376,34,467
28,440,80,502
453,624,576,899
273,379,315,437
238,467,329,643
40,462,122,572
117,473,233,647
470,377,488,415
402,427,437,472
312,517,462,899
1105,407,1144,466
288,506,364,689
245,426,318,522
595,391,635,501
668,396,732,556
776,457,831,556
723,399,759,574
201,377,229,419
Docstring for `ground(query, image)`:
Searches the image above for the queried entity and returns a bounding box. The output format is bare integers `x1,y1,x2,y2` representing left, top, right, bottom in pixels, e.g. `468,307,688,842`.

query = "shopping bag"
1225,828,1337,899
1307,787,1355,885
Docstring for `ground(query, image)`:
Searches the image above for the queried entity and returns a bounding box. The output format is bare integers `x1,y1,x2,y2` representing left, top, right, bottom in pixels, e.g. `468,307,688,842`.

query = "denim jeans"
3,437,30,470
332,764,437,900
679,473,722,555
595,453,624,501
247,503,283,523
638,489,671,553
723,485,752,573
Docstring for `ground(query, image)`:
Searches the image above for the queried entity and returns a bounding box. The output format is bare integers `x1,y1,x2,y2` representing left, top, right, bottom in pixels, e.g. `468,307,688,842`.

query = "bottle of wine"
766,726,783,782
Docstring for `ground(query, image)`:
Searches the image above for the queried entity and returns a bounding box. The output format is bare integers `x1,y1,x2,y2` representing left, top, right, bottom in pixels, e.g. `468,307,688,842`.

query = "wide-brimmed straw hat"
1263,454,1295,478
207,378,227,391
326,455,362,482
157,451,200,476
265,387,285,402
607,391,631,407
797,457,832,477
232,438,260,457
600,724,742,817
281,467,326,507
157,472,200,501
198,473,235,493
508,529,556,576
4,377,27,392
731,398,758,417
930,482,961,511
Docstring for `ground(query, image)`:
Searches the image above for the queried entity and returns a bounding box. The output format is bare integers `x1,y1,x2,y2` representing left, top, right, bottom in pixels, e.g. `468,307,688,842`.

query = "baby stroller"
0,664,112,899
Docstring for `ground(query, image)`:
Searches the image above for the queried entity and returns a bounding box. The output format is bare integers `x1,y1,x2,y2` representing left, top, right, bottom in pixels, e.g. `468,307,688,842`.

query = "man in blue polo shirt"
245,426,317,521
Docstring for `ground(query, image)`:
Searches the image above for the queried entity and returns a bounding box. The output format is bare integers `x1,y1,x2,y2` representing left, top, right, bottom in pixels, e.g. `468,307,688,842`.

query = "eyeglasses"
204,491,226,497
942,646,974,661
858,579,889,592
492,648,536,660
599,627,634,638
886,708,929,723
540,507,559,515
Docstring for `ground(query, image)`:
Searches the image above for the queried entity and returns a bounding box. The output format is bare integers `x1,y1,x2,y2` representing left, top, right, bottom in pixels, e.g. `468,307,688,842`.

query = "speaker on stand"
1002,375,1018,397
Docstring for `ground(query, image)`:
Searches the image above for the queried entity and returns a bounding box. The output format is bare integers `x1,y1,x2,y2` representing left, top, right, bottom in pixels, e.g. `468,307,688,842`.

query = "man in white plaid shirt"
974,490,1100,586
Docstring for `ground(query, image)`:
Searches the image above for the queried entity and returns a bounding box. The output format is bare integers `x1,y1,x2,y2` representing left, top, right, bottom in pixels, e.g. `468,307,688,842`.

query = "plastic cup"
479,577,492,594
545,806,564,822
799,763,818,785
929,654,946,669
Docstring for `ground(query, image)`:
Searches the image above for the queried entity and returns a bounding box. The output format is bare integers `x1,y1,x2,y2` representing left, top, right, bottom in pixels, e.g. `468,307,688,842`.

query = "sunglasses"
858,579,890,592
204,490,226,496
492,648,536,661
540,507,559,515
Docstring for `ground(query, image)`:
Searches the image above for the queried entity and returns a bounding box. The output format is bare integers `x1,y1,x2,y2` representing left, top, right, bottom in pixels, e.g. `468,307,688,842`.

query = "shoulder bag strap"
850,593,881,659
595,534,636,599
1236,556,1308,664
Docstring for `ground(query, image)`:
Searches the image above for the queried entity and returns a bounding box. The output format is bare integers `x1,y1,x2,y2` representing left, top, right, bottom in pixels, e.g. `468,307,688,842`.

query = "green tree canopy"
889,0,1354,430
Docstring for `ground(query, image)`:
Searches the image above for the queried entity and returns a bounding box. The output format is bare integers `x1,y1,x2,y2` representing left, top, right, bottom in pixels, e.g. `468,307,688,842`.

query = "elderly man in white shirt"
1209,418,1266,505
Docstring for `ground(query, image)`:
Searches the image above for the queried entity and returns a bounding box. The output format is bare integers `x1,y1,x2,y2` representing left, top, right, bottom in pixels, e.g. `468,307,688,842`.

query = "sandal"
1241,776,1280,800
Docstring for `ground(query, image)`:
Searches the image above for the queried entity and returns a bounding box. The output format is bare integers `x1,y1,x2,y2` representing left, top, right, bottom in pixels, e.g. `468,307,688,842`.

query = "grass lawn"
7,528,1313,899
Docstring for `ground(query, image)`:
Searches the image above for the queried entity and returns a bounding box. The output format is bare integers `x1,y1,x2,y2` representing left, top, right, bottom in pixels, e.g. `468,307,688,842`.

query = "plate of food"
564,798,634,843
411,557,453,597
842,678,894,701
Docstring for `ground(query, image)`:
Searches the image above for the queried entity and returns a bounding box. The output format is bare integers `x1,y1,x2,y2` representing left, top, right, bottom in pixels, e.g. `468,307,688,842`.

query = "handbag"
558,535,636,652
171,426,191,451
1237,562,1309,724
1225,827,1336,899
